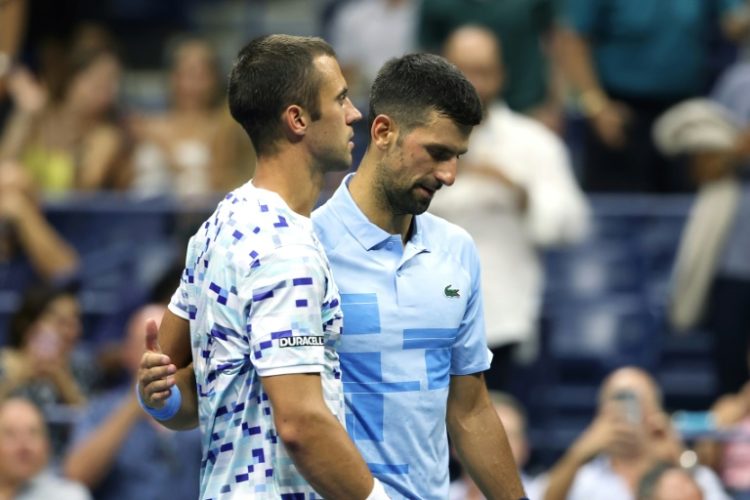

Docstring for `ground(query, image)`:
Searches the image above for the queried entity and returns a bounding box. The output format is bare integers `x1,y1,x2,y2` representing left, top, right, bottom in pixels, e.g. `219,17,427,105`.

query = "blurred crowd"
1,0,750,499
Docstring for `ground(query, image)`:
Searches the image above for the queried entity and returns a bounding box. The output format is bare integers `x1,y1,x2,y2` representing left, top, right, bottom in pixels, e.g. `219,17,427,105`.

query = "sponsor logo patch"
279,336,325,348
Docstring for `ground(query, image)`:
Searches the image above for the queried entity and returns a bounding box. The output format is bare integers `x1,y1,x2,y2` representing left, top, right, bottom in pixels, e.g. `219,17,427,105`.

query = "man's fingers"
143,377,176,396
139,364,177,386
145,319,162,353
140,351,172,370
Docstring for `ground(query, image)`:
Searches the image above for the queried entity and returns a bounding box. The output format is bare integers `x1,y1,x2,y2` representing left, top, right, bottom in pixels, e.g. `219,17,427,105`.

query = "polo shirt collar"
329,174,431,254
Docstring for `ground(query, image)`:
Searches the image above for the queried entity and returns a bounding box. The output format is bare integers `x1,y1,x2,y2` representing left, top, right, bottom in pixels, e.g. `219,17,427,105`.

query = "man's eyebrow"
336,87,349,100
425,144,467,156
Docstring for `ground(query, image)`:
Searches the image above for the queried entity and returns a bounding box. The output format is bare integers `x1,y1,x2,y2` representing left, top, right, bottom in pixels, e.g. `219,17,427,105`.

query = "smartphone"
611,389,641,425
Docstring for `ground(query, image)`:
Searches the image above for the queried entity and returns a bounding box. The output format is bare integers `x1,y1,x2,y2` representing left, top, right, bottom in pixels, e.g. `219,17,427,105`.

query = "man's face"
307,55,362,173
376,112,470,215
653,469,704,500
444,30,503,108
0,400,49,485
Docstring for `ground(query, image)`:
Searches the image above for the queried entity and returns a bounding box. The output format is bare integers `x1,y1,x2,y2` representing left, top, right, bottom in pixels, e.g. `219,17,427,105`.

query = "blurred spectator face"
598,368,663,458
0,399,50,486
67,52,121,118
443,26,503,109
496,403,529,467
651,469,703,500
23,319,67,364
39,293,81,353
171,41,220,111
122,305,166,375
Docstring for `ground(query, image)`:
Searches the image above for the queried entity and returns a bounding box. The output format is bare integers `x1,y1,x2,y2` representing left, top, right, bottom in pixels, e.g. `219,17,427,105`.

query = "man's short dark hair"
368,53,482,134
228,34,335,156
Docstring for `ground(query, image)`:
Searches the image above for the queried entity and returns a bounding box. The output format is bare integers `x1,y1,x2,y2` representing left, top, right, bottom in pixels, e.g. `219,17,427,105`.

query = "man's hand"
137,319,177,409
570,411,640,463
590,101,630,149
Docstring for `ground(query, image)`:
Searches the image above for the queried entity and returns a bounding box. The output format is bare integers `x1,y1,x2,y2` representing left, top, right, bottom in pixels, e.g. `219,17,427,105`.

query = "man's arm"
63,395,143,488
137,314,386,499
263,372,377,499
446,373,526,500
543,412,637,500
0,182,79,280
556,27,628,148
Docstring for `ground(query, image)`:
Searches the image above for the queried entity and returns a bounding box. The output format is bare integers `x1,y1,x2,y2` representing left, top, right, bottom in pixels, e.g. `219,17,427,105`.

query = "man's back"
169,181,345,499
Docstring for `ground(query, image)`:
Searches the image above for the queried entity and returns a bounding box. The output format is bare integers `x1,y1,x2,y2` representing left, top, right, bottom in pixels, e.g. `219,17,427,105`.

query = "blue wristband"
135,383,182,421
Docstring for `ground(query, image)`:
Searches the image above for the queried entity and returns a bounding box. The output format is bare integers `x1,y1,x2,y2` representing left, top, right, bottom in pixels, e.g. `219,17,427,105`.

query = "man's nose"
435,158,457,187
346,98,362,124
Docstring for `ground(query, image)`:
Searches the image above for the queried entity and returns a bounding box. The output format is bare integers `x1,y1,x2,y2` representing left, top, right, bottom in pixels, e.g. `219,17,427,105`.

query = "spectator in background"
543,367,729,500
0,162,80,290
450,392,547,500
418,0,564,131
637,463,704,500
694,378,750,498
557,0,746,192
433,26,589,387
63,304,201,500
0,397,90,500
130,38,239,198
653,99,750,396
0,30,127,194
0,284,89,408
328,0,418,105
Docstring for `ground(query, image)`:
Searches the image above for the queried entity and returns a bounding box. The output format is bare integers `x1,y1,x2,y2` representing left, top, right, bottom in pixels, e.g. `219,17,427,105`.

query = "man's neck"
0,478,21,500
252,148,323,217
349,155,413,242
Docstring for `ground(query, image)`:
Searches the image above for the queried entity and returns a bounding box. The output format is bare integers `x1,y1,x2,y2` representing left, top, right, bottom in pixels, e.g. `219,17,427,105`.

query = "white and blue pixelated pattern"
312,176,491,500
170,181,344,499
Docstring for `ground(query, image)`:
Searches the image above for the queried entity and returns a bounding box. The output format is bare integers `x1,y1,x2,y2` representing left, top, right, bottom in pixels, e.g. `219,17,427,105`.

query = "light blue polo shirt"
312,175,491,499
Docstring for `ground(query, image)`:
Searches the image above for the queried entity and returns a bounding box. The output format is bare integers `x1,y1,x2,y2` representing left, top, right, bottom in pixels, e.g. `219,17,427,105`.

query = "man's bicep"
261,372,325,418
159,309,192,368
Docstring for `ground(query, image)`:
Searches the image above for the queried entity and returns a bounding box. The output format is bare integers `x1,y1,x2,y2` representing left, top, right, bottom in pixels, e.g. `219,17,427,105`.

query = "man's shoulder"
419,211,475,247
205,185,318,256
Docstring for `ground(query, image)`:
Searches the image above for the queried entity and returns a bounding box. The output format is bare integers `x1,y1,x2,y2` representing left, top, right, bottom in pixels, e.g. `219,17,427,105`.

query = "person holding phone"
542,367,729,500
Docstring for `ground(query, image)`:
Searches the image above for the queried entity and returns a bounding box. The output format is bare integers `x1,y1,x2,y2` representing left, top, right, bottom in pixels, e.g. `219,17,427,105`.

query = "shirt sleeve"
524,131,590,246
237,243,331,377
168,268,191,320
450,241,492,375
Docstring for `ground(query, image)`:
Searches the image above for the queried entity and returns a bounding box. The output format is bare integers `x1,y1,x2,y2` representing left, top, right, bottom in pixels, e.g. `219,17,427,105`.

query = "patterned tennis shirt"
312,175,492,499
169,181,344,499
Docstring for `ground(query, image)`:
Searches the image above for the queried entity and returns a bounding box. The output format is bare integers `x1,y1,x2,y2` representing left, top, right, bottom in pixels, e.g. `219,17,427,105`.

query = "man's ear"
371,114,398,150
282,104,308,141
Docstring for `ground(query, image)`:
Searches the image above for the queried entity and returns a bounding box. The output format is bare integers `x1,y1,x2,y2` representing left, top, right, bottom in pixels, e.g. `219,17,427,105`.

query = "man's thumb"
145,319,162,353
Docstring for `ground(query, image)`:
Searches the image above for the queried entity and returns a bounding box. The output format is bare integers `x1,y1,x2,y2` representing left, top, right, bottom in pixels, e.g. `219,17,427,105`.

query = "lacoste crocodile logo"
444,284,460,298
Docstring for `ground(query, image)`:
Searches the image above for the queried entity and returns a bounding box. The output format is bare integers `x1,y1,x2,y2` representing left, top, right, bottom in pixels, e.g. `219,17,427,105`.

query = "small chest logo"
279,336,325,348
444,284,460,298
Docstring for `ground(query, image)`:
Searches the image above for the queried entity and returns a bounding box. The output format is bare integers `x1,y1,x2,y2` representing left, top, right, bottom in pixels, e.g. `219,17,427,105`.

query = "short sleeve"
237,244,331,377
450,243,491,375
168,267,191,321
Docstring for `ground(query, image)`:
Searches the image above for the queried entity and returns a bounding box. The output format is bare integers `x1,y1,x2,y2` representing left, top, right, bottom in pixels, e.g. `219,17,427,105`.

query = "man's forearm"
557,28,608,113
64,396,141,488
543,446,588,500
12,197,80,280
448,401,525,500
278,407,374,499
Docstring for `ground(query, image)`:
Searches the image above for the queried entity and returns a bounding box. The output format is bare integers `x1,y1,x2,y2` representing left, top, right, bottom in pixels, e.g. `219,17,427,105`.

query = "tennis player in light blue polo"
311,54,526,499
